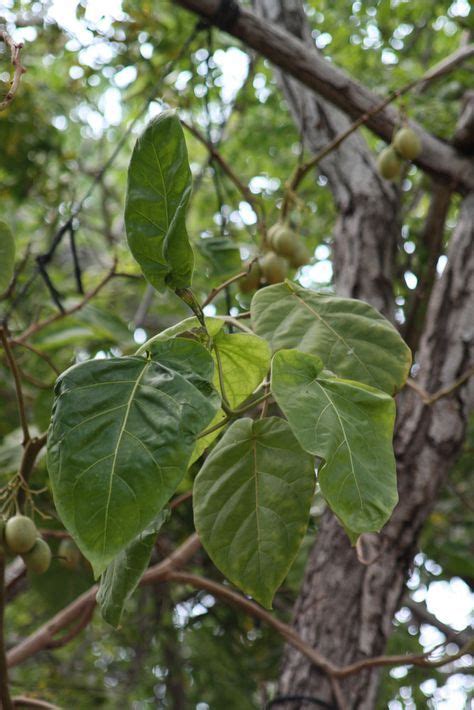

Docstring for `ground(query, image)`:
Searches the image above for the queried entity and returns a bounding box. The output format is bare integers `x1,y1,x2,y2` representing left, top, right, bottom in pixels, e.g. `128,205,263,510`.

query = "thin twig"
0,326,30,445
0,30,26,112
10,340,60,375
181,119,261,215
406,366,474,405
12,697,61,709
15,260,117,344
280,44,474,217
202,269,248,308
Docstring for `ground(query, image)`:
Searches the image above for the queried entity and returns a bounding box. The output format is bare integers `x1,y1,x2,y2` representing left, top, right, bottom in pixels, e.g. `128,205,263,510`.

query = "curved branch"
175,0,474,192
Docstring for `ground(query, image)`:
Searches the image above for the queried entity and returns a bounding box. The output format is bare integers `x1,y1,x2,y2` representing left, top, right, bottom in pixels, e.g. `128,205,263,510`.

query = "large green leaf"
97,511,168,627
0,221,15,293
194,417,315,608
48,345,219,576
197,236,242,278
124,110,193,292
271,349,398,534
251,282,411,394
212,331,271,408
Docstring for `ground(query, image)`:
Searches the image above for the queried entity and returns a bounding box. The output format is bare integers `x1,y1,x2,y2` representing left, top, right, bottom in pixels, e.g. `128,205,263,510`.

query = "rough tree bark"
252,2,474,707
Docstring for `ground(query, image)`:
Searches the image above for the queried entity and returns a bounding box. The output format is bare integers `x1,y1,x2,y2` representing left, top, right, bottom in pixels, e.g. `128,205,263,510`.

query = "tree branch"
403,596,472,647
175,0,474,191
15,260,117,344
0,30,26,112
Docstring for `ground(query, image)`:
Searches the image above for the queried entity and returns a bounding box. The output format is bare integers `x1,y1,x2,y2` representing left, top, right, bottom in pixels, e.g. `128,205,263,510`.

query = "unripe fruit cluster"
239,223,311,293
1,514,51,574
377,127,422,181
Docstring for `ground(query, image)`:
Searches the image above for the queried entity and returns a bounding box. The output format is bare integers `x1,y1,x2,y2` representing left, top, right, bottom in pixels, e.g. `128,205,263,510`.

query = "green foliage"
125,110,194,292
0,221,15,293
252,281,412,394
194,417,315,607
97,510,168,627
271,349,398,535
48,342,219,575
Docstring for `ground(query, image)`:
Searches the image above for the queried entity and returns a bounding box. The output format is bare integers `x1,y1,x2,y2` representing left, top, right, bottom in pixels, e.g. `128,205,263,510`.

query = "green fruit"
393,127,422,160
289,242,311,268
239,260,261,294
268,224,298,257
58,538,82,570
260,251,289,284
5,515,37,554
377,147,402,180
23,538,51,574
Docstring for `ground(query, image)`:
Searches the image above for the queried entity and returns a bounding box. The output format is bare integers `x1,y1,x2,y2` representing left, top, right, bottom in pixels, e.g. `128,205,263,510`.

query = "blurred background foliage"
0,0,472,707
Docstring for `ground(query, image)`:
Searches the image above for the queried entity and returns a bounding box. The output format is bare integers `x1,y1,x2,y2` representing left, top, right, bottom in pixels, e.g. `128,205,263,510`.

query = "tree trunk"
252,2,474,707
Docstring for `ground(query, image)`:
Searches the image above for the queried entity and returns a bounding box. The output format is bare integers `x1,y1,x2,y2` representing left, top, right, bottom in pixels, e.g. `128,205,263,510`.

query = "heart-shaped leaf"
48,343,219,576
194,417,315,608
124,110,193,292
251,282,411,394
271,349,398,534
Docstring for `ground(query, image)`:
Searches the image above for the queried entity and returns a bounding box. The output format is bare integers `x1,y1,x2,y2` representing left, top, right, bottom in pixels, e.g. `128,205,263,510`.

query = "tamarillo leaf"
271,349,398,536
251,282,411,395
48,341,219,576
124,110,193,292
194,417,315,608
97,510,168,627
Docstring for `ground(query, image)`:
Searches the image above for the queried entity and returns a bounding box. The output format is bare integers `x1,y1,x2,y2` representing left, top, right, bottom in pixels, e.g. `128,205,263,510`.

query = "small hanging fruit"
377,147,402,180
268,223,298,257
393,127,422,160
23,538,52,574
4,515,38,554
58,538,82,570
239,260,261,294
260,251,289,284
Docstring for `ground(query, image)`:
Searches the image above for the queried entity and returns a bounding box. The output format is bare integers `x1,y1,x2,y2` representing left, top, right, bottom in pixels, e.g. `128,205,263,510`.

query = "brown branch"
10,340,60,375
169,490,192,510
15,260,117,344
0,30,26,112
0,325,30,445
175,0,474,192
7,533,201,668
403,183,453,352
202,264,255,308
403,596,472,647
162,571,337,676
416,43,474,93
181,119,257,206
12,697,60,709
45,600,95,650
406,366,474,405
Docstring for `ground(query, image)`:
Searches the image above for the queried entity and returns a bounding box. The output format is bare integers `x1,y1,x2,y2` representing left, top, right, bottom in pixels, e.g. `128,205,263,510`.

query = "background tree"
0,1,473,708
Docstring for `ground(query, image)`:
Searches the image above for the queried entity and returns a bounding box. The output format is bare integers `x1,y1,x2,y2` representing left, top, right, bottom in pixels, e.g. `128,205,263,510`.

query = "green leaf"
97,510,168,627
124,110,193,292
194,417,315,608
212,331,271,408
48,345,219,576
271,349,398,534
251,282,411,394
0,221,15,293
